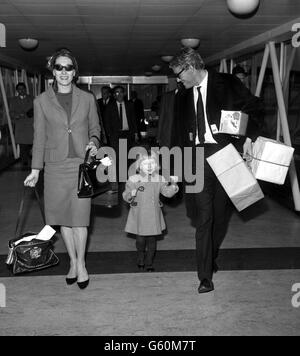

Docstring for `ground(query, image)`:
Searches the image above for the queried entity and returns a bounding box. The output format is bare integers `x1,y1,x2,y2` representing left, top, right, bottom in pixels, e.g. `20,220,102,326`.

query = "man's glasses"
175,68,186,78
54,64,75,72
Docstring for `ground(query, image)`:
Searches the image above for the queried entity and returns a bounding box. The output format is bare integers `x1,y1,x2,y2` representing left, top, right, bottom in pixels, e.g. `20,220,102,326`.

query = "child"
122,149,179,272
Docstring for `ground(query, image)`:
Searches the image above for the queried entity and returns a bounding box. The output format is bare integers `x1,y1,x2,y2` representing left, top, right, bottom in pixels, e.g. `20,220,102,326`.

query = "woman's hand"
24,169,40,187
86,141,98,156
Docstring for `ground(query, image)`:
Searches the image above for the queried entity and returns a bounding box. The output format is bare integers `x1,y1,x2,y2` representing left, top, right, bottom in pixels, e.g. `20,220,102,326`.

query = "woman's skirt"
44,158,91,227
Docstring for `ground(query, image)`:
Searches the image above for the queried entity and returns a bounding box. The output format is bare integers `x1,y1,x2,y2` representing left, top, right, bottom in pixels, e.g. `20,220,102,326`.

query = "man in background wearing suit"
9,82,34,167
130,91,145,142
104,86,138,183
97,86,113,119
169,48,264,294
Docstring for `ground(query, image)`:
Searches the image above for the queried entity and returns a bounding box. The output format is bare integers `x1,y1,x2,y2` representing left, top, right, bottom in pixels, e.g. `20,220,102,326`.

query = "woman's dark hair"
46,48,79,81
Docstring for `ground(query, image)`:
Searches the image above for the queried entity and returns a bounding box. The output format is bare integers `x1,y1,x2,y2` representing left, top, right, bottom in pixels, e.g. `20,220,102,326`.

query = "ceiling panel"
12,5,79,15
0,0,300,76
139,5,202,17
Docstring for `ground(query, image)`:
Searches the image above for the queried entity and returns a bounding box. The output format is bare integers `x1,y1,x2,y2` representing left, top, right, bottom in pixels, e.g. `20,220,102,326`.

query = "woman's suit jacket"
32,85,100,169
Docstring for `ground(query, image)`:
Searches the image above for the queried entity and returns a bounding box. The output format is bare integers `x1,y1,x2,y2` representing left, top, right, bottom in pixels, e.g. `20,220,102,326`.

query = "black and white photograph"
0,0,300,338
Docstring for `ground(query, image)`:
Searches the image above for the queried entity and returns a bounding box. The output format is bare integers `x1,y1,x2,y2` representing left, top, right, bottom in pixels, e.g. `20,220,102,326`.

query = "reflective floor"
0,162,299,335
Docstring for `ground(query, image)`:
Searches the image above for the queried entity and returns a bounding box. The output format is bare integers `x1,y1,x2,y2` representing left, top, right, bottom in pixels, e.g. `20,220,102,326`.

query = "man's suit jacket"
103,100,137,144
9,94,34,145
32,85,100,169
173,70,264,151
158,89,185,148
97,97,113,118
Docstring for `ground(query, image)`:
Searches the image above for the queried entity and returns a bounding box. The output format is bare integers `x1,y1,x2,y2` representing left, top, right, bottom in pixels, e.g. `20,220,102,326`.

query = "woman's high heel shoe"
77,279,89,290
66,277,77,285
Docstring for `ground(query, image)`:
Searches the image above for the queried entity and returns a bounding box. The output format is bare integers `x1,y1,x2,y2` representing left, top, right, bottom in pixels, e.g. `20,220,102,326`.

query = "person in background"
104,85,138,150
97,85,113,120
123,149,179,272
103,86,138,193
130,91,145,142
9,82,34,167
232,65,249,87
24,49,101,290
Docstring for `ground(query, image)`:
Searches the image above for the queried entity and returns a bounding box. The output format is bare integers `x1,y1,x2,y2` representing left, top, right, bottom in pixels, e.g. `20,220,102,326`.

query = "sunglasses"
54,64,75,72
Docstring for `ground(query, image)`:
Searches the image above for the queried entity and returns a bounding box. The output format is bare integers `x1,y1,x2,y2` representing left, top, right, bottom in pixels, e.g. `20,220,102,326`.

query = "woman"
24,49,100,289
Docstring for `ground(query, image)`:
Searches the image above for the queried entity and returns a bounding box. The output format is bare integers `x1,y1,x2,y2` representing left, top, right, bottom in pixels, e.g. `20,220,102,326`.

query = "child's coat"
123,173,179,236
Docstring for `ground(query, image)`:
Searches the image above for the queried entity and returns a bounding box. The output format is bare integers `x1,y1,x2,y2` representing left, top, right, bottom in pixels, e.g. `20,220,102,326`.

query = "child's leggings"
136,235,157,267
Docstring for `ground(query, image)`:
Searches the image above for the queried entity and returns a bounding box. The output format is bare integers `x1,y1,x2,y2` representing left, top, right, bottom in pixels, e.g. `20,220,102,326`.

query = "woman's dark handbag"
6,188,59,275
78,148,112,198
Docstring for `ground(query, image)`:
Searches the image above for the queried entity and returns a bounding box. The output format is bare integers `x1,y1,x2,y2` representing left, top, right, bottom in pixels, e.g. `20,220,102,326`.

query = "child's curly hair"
135,146,160,174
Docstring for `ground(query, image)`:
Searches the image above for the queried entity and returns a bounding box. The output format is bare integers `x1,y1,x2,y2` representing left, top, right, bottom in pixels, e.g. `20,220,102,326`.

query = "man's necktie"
119,103,123,127
196,87,206,144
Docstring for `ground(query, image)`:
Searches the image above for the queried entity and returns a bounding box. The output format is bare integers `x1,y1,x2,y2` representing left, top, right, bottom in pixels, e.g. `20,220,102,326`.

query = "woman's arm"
88,95,101,149
31,98,46,170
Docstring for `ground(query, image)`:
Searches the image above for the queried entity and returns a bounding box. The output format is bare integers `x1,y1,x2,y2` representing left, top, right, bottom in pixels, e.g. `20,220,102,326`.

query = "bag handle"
84,146,109,164
15,187,46,239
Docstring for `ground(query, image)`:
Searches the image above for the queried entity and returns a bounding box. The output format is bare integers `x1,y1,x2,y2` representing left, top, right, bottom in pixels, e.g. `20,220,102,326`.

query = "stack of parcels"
219,110,248,136
207,144,264,211
251,136,295,185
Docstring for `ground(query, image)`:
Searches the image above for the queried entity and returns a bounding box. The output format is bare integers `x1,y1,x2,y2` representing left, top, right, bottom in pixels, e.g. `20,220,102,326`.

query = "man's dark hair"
113,85,125,94
16,82,26,90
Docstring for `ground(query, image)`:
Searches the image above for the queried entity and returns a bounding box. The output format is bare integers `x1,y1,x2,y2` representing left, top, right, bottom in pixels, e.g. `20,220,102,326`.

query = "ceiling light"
227,0,260,15
18,38,39,50
151,65,161,71
161,55,174,63
180,38,200,48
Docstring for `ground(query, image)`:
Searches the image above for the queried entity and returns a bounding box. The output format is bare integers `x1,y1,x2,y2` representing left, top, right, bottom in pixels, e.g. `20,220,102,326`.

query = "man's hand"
243,137,253,167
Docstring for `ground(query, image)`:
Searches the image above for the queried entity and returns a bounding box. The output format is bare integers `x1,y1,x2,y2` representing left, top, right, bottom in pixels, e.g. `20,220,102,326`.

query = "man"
9,82,34,167
104,86,138,149
97,85,113,119
104,86,138,185
130,91,145,141
169,48,264,294
232,65,249,88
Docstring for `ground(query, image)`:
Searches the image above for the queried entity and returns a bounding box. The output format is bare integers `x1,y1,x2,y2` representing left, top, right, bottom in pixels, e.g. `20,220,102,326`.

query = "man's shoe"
137,264,145,272
198,279,214,294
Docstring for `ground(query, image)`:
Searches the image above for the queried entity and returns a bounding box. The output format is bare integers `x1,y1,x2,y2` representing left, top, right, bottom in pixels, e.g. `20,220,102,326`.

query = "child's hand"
131,189,137,197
